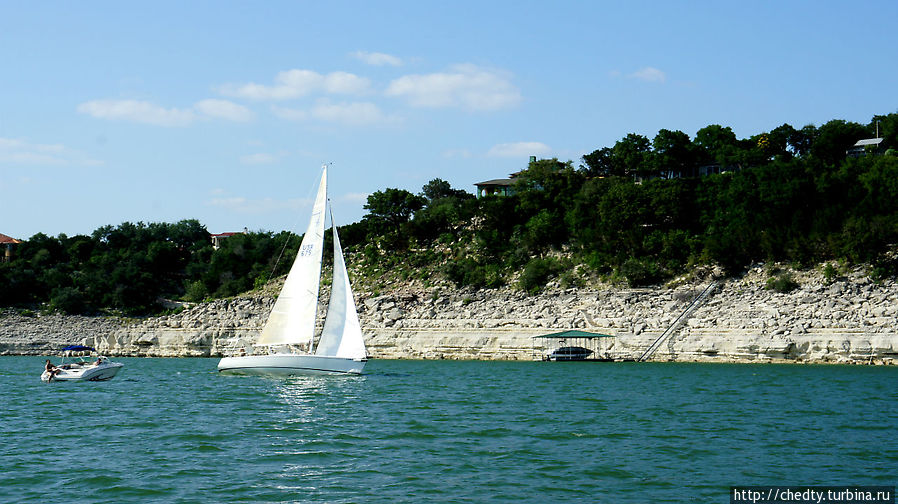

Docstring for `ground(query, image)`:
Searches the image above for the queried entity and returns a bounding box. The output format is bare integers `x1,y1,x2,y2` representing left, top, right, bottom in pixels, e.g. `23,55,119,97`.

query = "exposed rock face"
1,267,896,364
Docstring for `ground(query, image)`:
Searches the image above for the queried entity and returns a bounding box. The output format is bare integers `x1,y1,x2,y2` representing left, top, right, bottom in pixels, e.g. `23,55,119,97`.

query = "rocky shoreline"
2,265,896,365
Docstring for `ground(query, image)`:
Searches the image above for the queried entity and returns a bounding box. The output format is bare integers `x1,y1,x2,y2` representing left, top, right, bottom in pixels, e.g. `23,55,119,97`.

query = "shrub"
519,257,563,293
50,286,87,314
822,263,838,283
765,273,799,293
183,280,209,303
619,258,662,287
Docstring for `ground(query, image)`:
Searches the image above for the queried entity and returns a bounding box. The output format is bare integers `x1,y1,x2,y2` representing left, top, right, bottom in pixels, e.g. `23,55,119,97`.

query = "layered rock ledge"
2,266,896,364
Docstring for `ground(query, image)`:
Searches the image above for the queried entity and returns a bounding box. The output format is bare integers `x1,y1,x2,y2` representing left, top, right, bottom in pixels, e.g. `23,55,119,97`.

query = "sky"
2,0,897,240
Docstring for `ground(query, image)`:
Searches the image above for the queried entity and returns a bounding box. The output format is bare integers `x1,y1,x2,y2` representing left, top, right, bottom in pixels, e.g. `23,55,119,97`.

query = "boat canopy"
532,330,615,361
533,330,615,339
61,345,96,352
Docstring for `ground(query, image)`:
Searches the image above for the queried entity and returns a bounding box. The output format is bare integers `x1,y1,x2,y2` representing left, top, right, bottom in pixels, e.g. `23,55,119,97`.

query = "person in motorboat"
94,356,104,366
44,359,60,381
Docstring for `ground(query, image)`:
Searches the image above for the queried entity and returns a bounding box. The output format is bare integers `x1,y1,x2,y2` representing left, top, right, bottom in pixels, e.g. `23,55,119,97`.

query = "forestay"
256,168,328,348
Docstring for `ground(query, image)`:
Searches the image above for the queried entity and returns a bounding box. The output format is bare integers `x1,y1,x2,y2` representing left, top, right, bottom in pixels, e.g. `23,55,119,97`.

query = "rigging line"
266,165,326,286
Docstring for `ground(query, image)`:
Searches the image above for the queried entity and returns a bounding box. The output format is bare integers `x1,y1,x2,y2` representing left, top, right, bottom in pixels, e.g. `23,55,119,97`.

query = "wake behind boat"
42,345,124,382
217,165,368,377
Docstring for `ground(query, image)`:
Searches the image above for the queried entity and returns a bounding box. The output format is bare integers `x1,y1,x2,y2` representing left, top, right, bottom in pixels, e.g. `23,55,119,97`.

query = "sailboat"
217,165,368,376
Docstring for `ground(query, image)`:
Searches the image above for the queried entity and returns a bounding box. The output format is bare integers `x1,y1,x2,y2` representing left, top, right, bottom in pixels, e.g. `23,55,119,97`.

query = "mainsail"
256,167,327,347
315,213,367,359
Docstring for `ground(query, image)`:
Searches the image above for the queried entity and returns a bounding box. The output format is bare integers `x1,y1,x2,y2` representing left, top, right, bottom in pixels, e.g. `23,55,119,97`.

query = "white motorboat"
218,165,368,377
42,345,124,382
546,346,594,361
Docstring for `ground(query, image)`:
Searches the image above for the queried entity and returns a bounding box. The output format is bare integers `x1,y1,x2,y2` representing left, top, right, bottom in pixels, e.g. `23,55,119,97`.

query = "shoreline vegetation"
2,113,897,364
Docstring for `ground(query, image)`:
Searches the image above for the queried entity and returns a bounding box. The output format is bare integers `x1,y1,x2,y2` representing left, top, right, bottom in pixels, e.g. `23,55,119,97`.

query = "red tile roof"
0,233,21,244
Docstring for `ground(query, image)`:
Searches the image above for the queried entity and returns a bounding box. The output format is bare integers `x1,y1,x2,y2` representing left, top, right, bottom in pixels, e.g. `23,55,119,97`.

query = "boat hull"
41,362,124,382
217,354,367,376
546,346,594,361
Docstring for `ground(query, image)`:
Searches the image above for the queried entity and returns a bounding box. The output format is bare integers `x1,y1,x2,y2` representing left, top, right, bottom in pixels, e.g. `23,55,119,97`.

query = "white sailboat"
217,166,368,376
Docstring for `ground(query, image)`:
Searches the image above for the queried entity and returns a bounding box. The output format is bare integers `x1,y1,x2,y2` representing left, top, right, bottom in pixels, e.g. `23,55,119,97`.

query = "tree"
870,113,898,151
768,123,796,159
612,133,653,178
789,124,817,158
420,178,471,202
364,188,426,235
811,119,867,166
581,147,616,177
694,124,739,168
652,129,695,178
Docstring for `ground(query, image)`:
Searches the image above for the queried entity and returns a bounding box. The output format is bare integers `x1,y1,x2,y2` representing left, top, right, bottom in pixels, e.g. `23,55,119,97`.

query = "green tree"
652,129,695,178
364,188,426,235
789,124,817,158
695,124,740,169
420,178,471,202
768,123,797,159
811,119,867,166
612,133,653,178
580,147,616,177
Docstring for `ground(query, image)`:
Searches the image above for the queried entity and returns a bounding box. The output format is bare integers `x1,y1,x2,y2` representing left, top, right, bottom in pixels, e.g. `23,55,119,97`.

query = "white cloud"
487,141,551,158
351,50,402,67
386,64,521,111
78,98,256,126
77,99,196,127
273,100,390,126
0,137,102,166
323,71,371,94
271,106,307,121
310,100,386,125
219,69,371,100
195,99,254,122
630,66,667,83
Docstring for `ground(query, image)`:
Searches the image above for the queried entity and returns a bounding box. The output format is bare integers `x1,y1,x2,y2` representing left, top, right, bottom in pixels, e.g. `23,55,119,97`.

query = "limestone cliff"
2,266,895,364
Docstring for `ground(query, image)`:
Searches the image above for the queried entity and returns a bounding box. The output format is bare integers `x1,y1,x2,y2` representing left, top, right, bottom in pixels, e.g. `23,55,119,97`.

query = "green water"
1,357,896,503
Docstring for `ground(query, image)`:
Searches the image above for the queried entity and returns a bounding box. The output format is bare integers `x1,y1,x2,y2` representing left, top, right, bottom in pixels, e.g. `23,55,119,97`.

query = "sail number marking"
299,244,315,257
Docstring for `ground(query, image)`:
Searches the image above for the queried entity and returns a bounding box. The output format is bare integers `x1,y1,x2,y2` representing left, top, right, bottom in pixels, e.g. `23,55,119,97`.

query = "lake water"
1,357,896,503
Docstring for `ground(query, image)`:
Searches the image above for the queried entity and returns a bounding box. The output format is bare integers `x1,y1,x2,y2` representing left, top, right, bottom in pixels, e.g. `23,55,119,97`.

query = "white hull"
41,362,124,382
217,354,366,376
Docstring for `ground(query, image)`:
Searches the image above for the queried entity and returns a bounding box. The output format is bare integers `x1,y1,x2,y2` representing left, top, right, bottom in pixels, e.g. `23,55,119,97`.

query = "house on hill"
475,157,533,198
210,229,247,250
0,233,22,263
475,176,517,198
847,137,885,158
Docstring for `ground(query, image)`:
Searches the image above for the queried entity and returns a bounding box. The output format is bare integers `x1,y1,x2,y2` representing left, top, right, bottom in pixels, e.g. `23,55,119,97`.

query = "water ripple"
1,357,897,503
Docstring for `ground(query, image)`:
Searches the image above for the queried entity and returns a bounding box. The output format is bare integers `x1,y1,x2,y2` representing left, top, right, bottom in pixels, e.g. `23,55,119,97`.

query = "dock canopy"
533,330,615,339
533,330,615,361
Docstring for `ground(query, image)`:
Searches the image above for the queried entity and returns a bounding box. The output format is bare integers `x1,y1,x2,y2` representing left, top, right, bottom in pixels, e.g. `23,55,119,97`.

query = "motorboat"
546,346,594,361
42,345,124,382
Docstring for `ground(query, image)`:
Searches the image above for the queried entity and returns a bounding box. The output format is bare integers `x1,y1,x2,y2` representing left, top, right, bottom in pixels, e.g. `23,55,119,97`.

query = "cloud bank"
351,51,402,67
0,137,102,166
386,64,521,111
220,70,371,101
77,99,252,126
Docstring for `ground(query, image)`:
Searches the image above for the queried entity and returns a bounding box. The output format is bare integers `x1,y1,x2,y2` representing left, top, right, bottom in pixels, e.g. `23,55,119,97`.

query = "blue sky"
2,1,897,240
